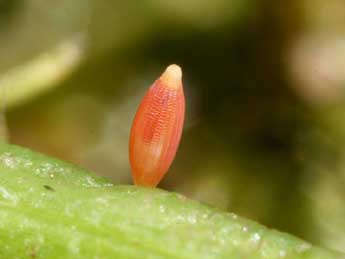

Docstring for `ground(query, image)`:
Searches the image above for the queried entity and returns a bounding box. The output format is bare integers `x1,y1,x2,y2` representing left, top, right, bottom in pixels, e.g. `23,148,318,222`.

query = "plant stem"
0,142,343,258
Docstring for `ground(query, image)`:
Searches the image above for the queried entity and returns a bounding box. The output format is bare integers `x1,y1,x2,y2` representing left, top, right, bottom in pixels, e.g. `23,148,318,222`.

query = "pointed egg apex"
160,64,182,89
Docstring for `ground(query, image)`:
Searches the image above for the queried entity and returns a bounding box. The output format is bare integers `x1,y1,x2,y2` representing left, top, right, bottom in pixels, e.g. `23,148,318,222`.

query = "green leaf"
0,142,342,259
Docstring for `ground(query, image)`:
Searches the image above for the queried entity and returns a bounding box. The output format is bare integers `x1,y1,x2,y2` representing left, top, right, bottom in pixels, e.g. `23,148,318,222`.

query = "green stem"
0,142,342,258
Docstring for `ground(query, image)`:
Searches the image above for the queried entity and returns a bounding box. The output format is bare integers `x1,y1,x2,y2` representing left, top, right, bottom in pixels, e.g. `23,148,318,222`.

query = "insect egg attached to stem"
129,64,185,187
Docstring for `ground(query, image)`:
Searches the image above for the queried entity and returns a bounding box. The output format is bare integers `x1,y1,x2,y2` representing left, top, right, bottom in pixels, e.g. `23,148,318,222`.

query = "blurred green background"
1,0,345,253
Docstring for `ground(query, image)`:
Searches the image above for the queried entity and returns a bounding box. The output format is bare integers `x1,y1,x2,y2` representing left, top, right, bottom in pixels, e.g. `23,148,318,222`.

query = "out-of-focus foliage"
1,38,83,109
1,0,345,254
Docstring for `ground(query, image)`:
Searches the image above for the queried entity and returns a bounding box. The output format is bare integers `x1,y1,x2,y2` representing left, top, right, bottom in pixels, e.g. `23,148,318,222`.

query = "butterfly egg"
129,64,185,187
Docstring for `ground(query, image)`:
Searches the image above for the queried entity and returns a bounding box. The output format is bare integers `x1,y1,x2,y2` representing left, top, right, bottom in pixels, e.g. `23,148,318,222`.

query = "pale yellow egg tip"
160,64,182,89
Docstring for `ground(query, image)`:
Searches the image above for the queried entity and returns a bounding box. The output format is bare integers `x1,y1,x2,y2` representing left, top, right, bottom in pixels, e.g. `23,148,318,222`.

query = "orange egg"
129,64,185,187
